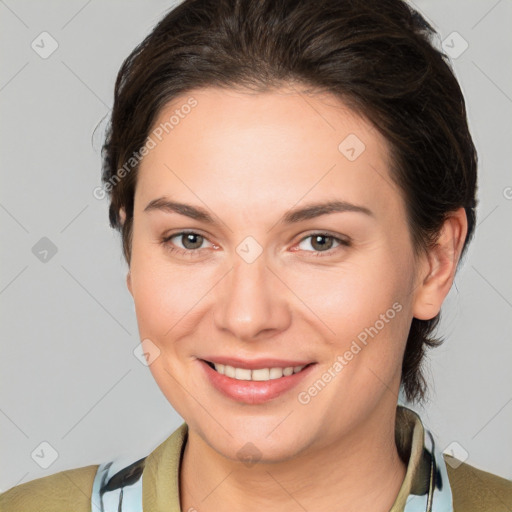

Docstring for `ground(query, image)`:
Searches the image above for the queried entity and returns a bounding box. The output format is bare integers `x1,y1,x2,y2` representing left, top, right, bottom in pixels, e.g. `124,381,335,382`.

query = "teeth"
213,363,307,381
252,368,270,381
235,368,251,380
269,367,283,379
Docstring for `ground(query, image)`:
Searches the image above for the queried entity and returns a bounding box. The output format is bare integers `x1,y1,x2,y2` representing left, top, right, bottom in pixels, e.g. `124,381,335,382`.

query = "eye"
160,231,350,258
161,231,215,256
296,232,350,256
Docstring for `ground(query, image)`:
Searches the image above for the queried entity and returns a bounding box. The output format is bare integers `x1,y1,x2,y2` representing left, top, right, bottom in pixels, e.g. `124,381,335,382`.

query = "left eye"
297,233,348,253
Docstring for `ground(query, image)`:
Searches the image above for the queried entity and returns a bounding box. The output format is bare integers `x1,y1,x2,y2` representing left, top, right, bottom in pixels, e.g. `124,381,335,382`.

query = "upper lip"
200,356,315,370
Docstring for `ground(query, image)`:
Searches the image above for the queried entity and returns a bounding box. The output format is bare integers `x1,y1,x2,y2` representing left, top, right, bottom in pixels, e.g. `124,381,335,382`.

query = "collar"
392,405,454,511
93,405,454,511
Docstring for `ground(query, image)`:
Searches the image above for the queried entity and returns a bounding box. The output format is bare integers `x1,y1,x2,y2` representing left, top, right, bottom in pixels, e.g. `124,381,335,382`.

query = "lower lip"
199,360,316,405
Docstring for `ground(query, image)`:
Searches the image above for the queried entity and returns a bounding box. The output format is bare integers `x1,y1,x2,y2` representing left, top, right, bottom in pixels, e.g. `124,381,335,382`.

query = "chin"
195,415,318,465
215,434,309,466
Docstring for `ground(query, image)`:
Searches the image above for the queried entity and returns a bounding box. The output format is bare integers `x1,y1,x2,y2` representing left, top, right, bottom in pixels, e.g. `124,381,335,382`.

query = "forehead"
135,86,402,222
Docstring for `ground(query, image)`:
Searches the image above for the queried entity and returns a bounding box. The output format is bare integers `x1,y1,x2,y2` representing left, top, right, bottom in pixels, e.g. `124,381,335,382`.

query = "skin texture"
123,86,467,512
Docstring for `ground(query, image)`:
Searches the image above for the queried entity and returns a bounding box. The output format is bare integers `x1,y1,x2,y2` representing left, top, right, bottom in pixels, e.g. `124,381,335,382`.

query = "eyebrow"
143,197,373,224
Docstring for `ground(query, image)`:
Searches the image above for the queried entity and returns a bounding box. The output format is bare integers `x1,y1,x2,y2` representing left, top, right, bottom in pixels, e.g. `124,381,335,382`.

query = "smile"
199,359,316,404
205,361,309,381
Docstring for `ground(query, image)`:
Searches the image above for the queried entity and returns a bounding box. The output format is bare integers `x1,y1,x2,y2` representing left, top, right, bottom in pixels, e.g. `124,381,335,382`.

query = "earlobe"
126,270,133,296
412,208,468,321
119,207,126,227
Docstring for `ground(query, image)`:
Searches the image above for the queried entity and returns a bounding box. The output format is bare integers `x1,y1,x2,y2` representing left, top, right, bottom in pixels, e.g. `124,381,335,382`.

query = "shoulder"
0,464,99,512
444,454,512,512
0,423,188,512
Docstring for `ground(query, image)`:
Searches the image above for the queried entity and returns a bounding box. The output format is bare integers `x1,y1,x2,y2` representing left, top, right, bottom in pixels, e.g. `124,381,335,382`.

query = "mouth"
202,360,315,381
199,358,317,404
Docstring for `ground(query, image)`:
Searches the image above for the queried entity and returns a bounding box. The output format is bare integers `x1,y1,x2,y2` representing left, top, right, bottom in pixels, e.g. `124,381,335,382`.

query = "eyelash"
160,230,351,258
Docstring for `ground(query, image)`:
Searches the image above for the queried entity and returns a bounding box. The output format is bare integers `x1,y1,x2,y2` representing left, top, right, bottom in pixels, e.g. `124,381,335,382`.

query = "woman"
1,0,511,510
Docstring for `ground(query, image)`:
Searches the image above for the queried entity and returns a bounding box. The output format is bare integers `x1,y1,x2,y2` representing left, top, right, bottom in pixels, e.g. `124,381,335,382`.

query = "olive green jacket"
1,406,511,511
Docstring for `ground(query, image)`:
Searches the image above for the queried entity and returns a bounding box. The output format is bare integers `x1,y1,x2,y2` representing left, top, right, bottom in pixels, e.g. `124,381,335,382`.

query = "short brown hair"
101,0,478,403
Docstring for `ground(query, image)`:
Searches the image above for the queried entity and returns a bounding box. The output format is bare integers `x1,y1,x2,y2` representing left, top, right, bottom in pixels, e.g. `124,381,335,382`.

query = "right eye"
161,231,216,257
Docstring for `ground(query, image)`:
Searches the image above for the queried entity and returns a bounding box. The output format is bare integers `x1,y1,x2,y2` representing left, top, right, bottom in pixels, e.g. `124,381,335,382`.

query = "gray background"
0,0,511,491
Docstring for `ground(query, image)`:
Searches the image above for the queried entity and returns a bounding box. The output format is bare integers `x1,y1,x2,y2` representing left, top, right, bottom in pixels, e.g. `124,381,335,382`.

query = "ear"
119,207,126,227
119,207,133,295
126,270,133,296
412,208,468,320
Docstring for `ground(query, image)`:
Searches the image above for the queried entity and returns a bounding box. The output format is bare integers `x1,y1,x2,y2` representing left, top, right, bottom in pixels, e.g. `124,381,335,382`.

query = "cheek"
129,247,214,347
292,255,411,343
131,270,173,338
129,257,210,410
292,261,412,420
292,245,415,404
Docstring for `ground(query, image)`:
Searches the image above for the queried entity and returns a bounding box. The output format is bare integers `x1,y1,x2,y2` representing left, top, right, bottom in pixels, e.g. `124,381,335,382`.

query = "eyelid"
297,230,351,244
162,227,209,239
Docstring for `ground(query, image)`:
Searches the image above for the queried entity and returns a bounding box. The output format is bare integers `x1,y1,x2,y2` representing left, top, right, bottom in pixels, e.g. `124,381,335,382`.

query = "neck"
180,402,407,512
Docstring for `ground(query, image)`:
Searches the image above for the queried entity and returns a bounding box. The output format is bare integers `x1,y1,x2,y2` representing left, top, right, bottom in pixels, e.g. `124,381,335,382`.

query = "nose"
213,252,292,342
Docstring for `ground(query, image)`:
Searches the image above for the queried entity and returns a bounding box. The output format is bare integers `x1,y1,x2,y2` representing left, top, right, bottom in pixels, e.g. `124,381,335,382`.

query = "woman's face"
127,86,423,462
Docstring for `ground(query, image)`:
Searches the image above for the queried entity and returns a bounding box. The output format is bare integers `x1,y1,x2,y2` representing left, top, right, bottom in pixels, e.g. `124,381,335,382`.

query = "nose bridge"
214,250,290,340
